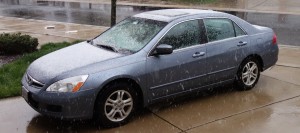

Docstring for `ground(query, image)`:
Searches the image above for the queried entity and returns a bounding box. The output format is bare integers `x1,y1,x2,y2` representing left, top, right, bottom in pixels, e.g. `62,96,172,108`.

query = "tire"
235,58,261,91
94,82,138,128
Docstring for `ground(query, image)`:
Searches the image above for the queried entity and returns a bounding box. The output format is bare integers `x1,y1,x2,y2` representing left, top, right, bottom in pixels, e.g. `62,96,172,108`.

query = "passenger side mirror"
153,44,173,56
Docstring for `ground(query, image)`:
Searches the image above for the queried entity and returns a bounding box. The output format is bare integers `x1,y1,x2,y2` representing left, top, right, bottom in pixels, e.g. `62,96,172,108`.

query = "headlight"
46,75,88,93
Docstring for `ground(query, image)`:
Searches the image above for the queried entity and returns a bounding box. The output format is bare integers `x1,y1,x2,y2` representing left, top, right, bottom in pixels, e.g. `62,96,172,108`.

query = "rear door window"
204,18,235,42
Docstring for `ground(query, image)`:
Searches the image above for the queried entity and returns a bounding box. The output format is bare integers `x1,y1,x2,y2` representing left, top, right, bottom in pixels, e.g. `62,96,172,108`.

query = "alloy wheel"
104,90,133,122
242,61,259,86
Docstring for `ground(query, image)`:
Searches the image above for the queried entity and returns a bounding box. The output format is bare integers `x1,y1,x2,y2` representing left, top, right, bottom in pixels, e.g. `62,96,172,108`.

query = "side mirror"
153,44,173,56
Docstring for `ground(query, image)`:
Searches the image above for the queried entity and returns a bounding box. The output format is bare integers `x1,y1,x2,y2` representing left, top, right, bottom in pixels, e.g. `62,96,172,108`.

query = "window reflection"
159,20,200,50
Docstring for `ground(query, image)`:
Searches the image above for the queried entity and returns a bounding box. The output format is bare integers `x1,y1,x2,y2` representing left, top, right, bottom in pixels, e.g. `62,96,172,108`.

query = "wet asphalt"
0,0,300,133
1,73,300,133
0,0,299,46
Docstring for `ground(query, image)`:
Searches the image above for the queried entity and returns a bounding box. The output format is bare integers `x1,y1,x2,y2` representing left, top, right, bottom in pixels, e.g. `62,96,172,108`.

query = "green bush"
0,41,74,99
0,33,38,55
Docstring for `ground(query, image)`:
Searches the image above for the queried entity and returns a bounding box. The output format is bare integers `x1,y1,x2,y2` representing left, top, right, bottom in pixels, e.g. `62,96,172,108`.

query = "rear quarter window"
233,22,246,36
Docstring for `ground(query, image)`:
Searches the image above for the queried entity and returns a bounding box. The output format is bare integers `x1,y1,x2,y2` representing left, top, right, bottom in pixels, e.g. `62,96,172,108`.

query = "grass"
0,41,79,99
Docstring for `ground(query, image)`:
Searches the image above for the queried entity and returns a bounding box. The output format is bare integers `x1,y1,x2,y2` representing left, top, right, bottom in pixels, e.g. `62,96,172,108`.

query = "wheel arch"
240,54,264,71
94,76,145,111
235,54,262,90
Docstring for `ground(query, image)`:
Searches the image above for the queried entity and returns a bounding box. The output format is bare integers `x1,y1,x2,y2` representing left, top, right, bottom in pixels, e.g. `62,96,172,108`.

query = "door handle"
193,52,205,58
237,41,247,46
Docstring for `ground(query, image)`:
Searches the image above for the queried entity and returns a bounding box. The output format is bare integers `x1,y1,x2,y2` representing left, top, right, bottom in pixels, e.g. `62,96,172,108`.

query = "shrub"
0,33,38,55
0,41,74,98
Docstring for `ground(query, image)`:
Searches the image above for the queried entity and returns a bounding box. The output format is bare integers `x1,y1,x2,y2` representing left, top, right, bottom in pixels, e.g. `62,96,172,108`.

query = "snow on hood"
27,42,122,83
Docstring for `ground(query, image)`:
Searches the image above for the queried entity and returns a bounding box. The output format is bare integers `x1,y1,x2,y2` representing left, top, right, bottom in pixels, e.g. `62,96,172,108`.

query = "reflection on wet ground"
0,16,108,46
1,75,300,133
1,0,300,133
0,0,159,26
26,110,179,133
0,0,299,46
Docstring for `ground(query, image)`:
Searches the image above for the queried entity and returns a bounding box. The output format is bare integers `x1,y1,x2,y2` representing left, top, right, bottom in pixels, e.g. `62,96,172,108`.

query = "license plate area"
22,86,29,101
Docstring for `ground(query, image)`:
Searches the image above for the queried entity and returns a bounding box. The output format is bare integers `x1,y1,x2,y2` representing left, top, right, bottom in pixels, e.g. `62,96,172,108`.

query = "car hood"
27,42,122,83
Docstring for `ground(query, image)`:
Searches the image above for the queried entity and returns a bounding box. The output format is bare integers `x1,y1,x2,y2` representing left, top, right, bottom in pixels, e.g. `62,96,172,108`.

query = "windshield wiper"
95,43,119,53
87,39,94,45
117,48,134,55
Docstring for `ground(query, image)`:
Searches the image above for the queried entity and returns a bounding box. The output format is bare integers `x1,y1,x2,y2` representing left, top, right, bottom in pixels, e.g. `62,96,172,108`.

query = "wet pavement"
0,0,300,46
35,0,300,15
1,73,300,132
0,0,146,26
0,16,108,47
1,0,300,132
0,15,300,133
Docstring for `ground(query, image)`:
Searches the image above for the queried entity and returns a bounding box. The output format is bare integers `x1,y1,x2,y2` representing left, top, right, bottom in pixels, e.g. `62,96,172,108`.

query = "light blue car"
22,9,278,127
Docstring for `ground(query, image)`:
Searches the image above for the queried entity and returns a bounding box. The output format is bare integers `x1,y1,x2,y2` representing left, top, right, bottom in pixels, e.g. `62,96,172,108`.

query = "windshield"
93,17,167,53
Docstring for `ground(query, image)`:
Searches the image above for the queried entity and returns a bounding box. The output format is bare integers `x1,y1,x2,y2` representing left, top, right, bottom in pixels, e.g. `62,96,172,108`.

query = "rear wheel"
236,58,261,91
94,82,138,128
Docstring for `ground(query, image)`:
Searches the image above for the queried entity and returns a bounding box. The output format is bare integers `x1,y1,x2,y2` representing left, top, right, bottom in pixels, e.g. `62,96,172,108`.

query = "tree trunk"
111,0,117,26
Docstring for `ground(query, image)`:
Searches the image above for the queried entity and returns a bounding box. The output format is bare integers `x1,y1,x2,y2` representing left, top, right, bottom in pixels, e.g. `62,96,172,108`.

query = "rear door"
146,19,208,100
204,18,249,85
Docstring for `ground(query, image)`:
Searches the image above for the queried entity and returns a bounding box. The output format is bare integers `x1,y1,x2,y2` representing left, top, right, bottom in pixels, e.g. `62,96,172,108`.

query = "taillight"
272,34,277,45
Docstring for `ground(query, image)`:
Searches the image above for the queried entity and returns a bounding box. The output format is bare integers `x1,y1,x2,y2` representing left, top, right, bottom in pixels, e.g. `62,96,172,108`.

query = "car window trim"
147,17,248,57
203,17,248,43
148,18,206,57
203,18,236,42
204,17,248,35
232,20,238,37
205,34,246,46
204,18,248,46
199,19,209,44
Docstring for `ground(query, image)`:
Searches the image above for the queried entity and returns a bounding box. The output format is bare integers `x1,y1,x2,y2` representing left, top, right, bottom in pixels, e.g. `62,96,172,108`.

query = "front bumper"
21,76,97,120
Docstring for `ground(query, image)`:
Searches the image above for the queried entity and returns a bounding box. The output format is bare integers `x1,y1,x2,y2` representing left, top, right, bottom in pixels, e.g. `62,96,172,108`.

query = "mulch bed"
0,55,22,67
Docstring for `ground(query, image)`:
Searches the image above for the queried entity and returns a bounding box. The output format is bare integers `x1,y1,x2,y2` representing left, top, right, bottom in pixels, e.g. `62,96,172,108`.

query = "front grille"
26,74,45,88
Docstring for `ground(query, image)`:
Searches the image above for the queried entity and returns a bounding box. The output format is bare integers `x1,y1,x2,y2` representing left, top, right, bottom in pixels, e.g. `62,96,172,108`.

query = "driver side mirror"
153,44,173,56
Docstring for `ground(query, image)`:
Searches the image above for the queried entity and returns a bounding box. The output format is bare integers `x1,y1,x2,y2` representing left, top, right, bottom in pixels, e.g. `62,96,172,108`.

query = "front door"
146,19,208,100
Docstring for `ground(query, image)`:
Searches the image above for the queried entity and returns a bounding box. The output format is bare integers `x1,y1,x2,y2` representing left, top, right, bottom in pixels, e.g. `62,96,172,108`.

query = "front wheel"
94,82,138,128
236,58,261,91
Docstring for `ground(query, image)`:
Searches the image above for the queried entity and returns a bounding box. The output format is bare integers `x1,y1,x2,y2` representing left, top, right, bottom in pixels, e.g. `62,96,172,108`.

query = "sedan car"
21,9,278,127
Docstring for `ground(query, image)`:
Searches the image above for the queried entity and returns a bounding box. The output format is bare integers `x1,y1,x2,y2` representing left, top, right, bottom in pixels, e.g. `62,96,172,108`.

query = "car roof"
133,9,259,36
133,9,219,22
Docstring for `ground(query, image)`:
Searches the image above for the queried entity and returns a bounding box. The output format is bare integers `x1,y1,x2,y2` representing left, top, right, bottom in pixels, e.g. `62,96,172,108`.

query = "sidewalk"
0,16,108,47
39,0,300,15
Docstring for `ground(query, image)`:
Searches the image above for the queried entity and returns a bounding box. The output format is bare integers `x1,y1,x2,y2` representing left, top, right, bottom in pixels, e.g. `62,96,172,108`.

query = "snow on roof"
134,9,216,22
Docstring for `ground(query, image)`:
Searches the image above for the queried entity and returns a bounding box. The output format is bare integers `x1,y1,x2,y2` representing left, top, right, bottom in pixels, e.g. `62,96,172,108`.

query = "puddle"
0,0,299,46
44,25,55,29
65,30,78,34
